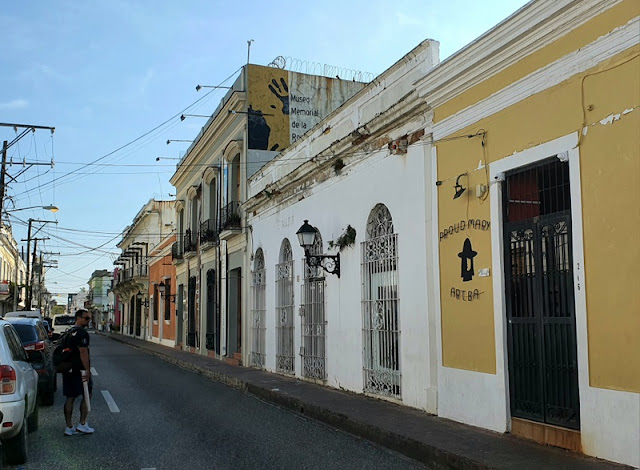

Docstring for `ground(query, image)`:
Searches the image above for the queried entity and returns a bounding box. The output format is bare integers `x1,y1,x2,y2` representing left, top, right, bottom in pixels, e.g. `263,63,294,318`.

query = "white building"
245,40,440,411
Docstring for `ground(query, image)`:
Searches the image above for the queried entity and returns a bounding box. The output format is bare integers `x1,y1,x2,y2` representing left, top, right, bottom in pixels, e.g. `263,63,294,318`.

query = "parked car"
3,310,43,320
52,314,76,340
0,319,39,465
4,317,56,406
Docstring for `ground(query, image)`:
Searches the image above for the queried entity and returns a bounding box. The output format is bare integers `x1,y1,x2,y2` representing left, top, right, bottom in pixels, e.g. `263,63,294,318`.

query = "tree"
52,305,66,316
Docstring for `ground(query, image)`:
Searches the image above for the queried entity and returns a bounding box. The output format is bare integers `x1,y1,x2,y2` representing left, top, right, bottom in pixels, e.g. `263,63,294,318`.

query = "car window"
35,322,46,341
11,324,38,344
4,326,27,362
54,316,76,326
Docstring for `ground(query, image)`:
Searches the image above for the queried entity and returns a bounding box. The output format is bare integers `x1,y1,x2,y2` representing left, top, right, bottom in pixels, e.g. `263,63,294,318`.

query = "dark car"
4,317,56,406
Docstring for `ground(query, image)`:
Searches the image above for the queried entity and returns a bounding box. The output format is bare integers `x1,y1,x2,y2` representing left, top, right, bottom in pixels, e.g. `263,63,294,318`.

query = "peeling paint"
599,113,621,126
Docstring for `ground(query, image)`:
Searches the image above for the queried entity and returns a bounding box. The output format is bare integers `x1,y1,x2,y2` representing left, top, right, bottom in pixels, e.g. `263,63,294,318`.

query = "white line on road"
90,367,98,375
101,390,120,413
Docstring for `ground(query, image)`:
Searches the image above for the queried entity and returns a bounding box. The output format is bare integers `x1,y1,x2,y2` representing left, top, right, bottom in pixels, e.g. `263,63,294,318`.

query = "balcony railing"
200,219,219,245
171,241,183,261
220,201,241,231
184,228,197,254
123,264,148,280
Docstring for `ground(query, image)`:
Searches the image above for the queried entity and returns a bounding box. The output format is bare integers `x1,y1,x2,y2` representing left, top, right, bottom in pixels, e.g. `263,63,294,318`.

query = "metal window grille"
250,250,266,368
275,240,295,375
301,232,326,380
361,204,401,398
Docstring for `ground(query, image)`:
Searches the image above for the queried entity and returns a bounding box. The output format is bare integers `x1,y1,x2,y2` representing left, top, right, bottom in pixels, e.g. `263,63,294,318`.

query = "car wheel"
5,413,27,465
27,402,38,432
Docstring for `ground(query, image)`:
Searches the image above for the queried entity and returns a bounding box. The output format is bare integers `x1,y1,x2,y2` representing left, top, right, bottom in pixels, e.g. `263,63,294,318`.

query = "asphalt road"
9,333,427,470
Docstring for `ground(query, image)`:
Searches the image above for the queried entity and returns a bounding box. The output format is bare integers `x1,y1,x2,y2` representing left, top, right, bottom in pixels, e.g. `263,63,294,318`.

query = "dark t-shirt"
67,327,90,373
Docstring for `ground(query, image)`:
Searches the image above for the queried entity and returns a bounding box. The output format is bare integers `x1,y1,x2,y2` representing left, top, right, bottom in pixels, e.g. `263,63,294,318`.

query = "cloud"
0,99,28,110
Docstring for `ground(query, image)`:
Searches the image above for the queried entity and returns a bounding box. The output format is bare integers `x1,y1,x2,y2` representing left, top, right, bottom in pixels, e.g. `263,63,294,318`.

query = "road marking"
91,367,98,375
101,390,120,413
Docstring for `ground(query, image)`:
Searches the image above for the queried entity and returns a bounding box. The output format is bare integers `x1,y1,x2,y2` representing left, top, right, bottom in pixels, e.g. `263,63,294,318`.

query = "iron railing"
200,219,219,245
184,228,197,254
275,254,295,375
122,264,148,280
361,233,401,399
220,201,241,230
171,241,183,261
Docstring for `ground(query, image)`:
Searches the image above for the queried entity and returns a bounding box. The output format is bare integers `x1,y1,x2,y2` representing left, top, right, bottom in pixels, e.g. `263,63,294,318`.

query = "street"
9,333,426,470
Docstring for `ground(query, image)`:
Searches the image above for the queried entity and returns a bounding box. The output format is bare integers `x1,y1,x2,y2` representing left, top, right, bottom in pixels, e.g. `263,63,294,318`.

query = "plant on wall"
328,225,357,251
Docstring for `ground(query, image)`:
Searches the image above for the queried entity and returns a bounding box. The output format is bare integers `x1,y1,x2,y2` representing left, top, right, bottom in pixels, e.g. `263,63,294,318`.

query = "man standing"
63,309,95,436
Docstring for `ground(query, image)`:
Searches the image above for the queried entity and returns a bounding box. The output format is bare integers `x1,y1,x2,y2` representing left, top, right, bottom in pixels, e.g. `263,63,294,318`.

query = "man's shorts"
62,372,93,399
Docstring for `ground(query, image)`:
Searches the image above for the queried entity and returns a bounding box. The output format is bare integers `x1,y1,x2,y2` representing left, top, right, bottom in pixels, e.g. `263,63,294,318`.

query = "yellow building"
0,222,27,313
416,0,639,466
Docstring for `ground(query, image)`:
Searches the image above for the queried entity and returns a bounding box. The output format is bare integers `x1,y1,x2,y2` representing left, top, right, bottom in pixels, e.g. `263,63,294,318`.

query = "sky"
1,0,530,303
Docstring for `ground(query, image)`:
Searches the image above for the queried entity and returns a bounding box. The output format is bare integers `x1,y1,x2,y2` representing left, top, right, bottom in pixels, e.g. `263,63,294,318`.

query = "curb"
104,333,489,469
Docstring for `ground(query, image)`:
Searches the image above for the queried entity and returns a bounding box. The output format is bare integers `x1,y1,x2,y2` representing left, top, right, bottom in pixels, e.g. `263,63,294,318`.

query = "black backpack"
52,327,78,373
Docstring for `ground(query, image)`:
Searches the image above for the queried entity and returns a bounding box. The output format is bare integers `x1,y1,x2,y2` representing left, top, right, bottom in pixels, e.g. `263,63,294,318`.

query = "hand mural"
269,77,289,115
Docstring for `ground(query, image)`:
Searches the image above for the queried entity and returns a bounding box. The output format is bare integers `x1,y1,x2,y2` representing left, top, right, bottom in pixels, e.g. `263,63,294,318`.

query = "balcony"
200,219,219,250
171,241,184,264
220,201,241,233
112,263,148,299
184,228,197,258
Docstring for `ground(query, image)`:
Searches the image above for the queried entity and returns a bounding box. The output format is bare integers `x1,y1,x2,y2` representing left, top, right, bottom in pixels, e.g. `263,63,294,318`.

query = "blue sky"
0,0,529,302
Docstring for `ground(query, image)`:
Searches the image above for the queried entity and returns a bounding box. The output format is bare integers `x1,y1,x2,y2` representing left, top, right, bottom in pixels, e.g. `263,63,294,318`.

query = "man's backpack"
52,327,78,373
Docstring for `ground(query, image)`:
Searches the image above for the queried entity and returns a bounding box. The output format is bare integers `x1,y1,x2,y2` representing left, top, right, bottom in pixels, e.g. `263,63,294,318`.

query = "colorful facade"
417,0,638,465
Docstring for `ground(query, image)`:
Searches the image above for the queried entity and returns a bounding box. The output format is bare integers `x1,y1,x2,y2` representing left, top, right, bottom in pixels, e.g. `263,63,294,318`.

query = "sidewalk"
100,332,630,470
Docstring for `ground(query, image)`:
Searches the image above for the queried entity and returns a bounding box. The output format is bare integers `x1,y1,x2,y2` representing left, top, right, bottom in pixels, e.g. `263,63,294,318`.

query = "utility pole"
1,140,7,212
0,123,55,215
23,218,56,309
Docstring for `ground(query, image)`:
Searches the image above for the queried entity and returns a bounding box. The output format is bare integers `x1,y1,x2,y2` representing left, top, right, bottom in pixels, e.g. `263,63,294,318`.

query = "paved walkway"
100,332,630,469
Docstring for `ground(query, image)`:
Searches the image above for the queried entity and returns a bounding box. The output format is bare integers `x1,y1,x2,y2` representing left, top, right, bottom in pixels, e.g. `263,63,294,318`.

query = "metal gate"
361,204,401,399
205,269,217,351
275,240,294,374
504,159,579,429
250,250,266,368
187,276,196,347
301,231,326,380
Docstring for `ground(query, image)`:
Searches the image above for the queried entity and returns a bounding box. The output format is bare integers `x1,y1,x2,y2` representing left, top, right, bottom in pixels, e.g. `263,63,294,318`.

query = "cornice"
170,92,246,187
415,0,623,108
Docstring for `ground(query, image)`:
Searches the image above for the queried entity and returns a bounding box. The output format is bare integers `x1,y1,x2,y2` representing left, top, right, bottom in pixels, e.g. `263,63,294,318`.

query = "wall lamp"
136,292,149,307
195,84,232,92
296,220,340,278
453,173,467,199
436,173,468,200
157,281,176,303
180,114,210,121
166,139,194,145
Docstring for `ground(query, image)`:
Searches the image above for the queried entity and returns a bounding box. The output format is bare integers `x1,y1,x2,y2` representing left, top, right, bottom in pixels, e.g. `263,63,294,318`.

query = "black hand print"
269,78,289,115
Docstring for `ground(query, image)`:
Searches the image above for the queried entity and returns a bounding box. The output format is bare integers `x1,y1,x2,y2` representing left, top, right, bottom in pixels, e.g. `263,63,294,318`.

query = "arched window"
250,249,266,368
275,239,294,374
301,228,326,380
361,203,401,398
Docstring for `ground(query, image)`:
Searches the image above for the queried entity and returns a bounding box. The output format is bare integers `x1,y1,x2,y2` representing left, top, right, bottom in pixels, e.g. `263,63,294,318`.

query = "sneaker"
64,426,78,436
76,422,95,434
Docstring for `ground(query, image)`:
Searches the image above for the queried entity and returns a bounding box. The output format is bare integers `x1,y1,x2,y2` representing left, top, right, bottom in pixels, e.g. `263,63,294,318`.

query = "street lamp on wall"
157,281,176,303
296,220,340,278
136,292,149,307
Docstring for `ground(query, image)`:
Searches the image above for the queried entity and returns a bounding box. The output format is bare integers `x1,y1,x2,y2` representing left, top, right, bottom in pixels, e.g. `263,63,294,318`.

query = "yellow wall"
247,65,290,151
435,1,639,391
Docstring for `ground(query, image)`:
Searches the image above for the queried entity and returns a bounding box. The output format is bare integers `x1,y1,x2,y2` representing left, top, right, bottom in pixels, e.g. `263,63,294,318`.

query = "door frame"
489,132,588,431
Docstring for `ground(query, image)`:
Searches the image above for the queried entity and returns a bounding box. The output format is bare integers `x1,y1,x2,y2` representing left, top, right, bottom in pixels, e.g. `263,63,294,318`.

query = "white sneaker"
76,422,95,434
64,426,78,436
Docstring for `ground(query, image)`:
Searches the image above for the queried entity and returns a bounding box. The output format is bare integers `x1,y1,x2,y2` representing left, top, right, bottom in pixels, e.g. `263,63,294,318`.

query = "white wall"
250,139,436,411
